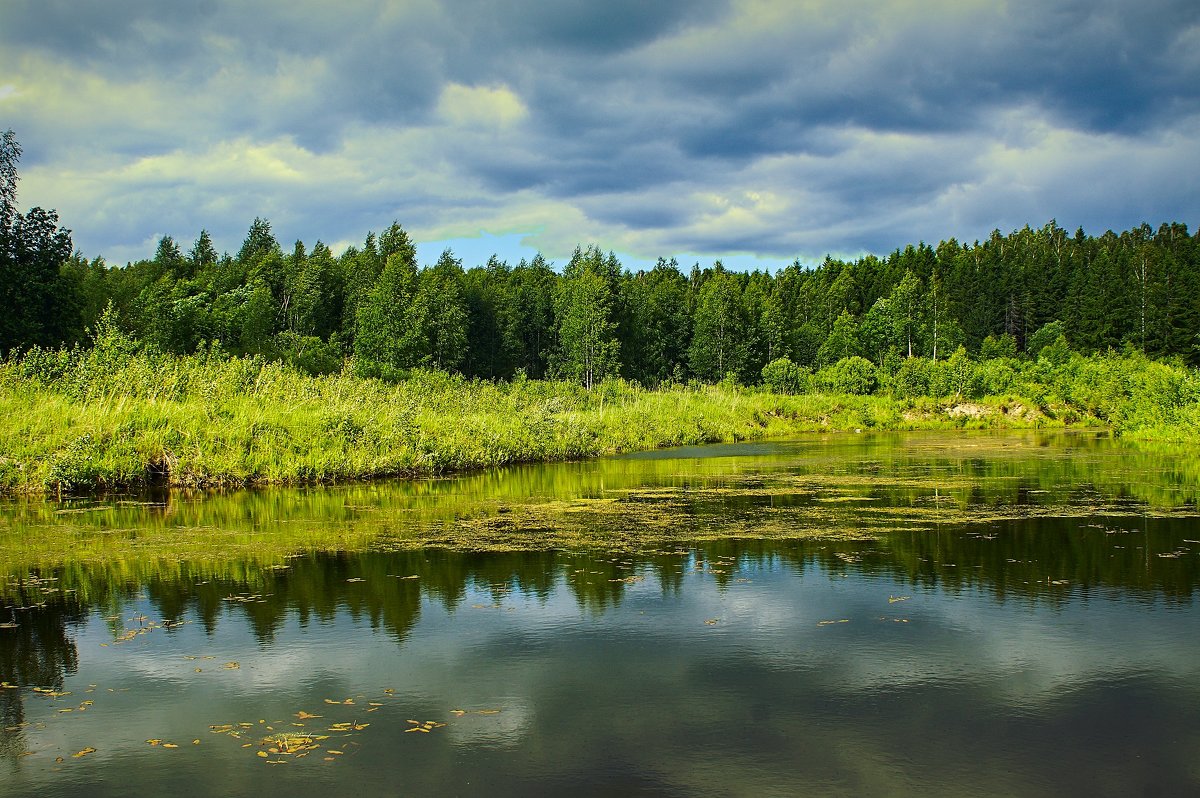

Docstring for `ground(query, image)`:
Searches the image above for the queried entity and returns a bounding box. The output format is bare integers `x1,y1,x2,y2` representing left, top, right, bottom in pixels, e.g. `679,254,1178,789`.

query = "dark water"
1,431,1198,797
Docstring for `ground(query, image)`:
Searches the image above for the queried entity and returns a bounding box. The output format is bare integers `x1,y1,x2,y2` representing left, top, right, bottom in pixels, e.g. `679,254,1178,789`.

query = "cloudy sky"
2,0,1198,269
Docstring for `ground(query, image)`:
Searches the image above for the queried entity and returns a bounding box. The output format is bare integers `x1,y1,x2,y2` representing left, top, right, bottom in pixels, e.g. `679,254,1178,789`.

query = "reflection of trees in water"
0,520,1193,768
0,520,1194,762
3,521,1198,653
0,593,83,765
817,515,1199,603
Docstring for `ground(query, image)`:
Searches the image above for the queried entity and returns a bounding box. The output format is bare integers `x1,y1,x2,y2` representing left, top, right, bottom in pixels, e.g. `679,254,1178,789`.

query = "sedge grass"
17,339,1200,495
0,351,1080,495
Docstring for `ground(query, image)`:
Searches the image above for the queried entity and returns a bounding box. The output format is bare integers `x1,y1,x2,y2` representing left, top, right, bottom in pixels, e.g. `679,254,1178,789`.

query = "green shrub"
818,356,878,396
1027,321,1066,358
891,357,930,398
761,357,811,394
979,333,1017,360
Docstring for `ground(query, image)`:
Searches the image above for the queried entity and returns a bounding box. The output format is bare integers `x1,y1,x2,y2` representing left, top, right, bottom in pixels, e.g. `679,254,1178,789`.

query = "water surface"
1,431,1197,796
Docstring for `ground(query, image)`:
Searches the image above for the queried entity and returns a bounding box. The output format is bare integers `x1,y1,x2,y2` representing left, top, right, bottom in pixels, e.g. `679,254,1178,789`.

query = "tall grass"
3,323,1195,495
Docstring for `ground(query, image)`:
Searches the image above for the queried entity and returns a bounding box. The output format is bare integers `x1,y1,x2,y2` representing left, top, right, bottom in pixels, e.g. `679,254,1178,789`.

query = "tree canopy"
2,132,1199,386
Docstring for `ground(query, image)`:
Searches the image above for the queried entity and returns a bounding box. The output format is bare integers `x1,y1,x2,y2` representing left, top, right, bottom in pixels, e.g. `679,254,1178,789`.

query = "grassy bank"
2,328,1197,496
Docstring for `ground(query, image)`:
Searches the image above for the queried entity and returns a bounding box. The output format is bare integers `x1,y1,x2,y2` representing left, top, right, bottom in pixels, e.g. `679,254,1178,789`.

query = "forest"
7,213,1199,388
1,124,1197,385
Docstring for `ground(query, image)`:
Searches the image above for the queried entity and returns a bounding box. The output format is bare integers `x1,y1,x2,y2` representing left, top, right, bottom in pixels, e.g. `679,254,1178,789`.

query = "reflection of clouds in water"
13,547,1194,798
92,613,359,691
444,704,531,748
722,567,1200,705
91,558,1200,718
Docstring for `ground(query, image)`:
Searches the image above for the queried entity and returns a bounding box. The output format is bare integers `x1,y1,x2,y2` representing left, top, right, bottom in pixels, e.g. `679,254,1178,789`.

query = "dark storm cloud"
0,0,217,65
2,0,1197,263
624,0,1200,162
463,0,729,54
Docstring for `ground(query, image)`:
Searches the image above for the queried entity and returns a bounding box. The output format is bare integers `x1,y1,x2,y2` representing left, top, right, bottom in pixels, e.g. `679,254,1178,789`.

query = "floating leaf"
146,739,162,746
73,747,97,758
296,711,321,720
163,743,179,749
888,596,911,604
223,662,240,670
256,751,269,758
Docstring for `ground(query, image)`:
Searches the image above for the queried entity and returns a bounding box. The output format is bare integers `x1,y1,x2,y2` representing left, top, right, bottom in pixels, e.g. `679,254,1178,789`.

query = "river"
1,430,1197,796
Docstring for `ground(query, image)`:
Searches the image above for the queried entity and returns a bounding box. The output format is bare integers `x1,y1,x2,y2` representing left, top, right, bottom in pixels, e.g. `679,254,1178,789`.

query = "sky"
1,0,1198,271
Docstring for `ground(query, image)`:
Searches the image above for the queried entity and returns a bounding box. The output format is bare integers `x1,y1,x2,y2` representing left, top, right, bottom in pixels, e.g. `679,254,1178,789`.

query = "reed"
3,332,1194,495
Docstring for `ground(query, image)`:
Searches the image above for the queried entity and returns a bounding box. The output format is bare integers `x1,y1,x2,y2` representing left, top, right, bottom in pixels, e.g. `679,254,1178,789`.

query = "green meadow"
3,318,1197,496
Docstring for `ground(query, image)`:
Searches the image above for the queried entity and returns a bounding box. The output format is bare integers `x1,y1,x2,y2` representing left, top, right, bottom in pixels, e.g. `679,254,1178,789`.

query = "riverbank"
0,358,1072,496
3,337,1197,496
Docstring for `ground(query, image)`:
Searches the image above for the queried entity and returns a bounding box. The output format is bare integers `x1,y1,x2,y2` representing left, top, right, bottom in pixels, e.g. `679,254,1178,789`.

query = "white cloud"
437,83,529,129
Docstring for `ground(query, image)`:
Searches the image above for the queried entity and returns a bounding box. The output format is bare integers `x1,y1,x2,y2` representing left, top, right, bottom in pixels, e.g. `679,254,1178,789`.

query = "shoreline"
3,344,1195,499
1,384,1085,498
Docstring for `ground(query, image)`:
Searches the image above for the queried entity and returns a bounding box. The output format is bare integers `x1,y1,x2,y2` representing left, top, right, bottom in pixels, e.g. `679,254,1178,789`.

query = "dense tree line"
0,131,76,354
3,132,1199,383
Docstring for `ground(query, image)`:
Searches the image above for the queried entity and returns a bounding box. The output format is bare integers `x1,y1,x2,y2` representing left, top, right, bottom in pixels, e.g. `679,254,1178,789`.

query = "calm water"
1,431,1198,797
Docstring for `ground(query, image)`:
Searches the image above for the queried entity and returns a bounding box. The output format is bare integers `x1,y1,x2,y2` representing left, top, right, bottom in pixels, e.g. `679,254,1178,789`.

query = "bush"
1027,321,1066,359
818,356,878,395
891,357,930,399
979,333,1017,360
1039,334,1073,368
939,346,975,399
974,358,1017,396
761,357,811,394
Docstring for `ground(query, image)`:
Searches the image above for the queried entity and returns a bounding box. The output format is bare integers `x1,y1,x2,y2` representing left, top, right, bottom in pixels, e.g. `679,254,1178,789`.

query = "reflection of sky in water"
4,546,1197,798
2,430,1199,797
